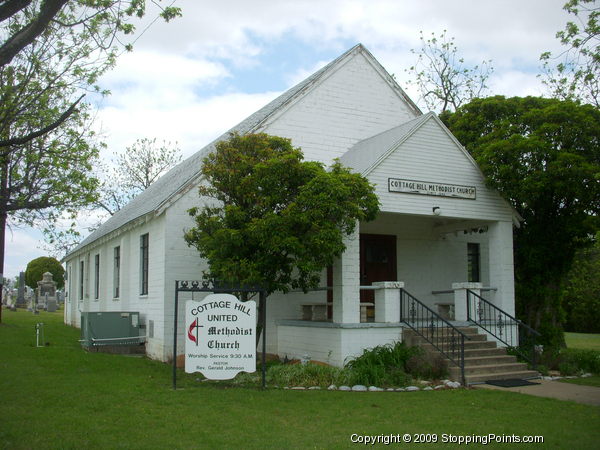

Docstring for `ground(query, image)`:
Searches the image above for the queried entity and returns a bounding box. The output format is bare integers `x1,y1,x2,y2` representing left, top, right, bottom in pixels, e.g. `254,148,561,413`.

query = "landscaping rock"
396,388,406,392
308,386,321,390
386,388,395,392
434,385,445,390
368,386,384,392
581,373,592,378
291,386,306,390
352,385,368,391
418,380,431,385
339,385,351,391
327,384,337,390
405,386,420,391
445,381,461,389
423,386,433,391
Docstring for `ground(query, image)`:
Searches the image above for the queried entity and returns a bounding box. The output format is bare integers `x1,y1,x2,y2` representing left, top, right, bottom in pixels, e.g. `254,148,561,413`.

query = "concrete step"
462,370,540,384
419,340,498,353
452,362,531,376
409,333,489,344
463,355,518,366
463,347,507,358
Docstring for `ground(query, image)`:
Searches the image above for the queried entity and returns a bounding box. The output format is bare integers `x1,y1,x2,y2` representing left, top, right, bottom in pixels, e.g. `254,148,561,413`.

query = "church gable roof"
67,44,421,258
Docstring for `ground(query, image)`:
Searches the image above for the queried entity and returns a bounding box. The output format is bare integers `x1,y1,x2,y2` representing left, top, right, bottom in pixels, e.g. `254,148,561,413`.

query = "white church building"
63,44,519,367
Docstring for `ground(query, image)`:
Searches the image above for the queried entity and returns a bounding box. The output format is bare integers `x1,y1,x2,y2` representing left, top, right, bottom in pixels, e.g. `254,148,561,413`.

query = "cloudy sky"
5,0,572,279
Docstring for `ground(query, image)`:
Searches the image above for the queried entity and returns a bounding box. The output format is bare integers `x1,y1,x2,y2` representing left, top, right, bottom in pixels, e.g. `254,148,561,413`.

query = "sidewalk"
475,379,600,407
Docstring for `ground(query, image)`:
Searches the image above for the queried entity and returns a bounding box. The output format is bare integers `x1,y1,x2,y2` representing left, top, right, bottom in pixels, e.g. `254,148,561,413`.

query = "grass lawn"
565,332,600,351
1,310,599,449
560,376,600,388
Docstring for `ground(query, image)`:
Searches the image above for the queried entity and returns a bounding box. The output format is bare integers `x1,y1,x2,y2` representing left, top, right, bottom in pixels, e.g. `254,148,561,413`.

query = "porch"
274,212,518,368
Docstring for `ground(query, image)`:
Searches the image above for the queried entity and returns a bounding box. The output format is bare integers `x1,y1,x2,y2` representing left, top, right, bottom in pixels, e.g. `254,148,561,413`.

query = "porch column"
452,282,482,321
373,281,403,322
332,224,360,323
488,221,515,316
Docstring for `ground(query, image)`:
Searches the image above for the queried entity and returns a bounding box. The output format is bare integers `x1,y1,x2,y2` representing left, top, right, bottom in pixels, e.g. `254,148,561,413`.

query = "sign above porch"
388,178,476,200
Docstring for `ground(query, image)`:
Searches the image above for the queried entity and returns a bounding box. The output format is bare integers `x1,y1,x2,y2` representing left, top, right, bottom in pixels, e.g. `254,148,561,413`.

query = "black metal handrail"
400,288,470,385
466,289,540,367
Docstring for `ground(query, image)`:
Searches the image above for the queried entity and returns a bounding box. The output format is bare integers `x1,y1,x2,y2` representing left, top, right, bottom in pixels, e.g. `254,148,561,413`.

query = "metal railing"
466,290,540,367
400,288,470,385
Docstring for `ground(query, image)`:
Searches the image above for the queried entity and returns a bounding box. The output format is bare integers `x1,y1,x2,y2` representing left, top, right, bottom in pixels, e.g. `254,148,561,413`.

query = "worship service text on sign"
388,178,476,200
185,294,256,380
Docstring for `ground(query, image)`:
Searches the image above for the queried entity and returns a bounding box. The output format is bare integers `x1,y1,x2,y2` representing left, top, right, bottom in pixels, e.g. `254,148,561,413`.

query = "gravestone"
16,272,26,307
37,272,58,312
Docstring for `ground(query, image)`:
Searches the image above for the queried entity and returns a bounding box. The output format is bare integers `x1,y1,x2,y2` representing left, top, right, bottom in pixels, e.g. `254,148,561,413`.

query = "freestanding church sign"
185,294,256,379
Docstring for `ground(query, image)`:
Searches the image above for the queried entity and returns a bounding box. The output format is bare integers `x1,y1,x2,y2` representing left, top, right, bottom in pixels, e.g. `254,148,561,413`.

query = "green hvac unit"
80,311,143,347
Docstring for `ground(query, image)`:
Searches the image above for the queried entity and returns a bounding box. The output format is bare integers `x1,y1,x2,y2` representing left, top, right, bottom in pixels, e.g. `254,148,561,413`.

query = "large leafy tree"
184,133,380,341
540,0,599,107
561,233,600,333
0,0,181,321
443,96,600,348
406,30,494,113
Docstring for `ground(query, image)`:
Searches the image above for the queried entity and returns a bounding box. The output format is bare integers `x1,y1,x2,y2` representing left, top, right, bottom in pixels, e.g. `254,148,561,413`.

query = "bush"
538,347,600,375
25,257,64,290
344,342,422,387
267,363,349,387
405,351,448,380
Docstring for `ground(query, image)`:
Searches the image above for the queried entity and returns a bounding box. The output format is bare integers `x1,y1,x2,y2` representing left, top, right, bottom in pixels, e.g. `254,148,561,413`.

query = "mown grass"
559,375,600,388
1,310,599,449
565,332,600,351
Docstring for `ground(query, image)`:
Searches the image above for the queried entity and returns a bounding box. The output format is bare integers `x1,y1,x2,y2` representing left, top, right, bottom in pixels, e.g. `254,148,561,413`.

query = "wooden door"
360,234,397,303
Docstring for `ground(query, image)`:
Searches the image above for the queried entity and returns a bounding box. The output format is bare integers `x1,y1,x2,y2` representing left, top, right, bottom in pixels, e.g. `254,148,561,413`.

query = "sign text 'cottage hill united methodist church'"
388,178,476,200
185,294,256,380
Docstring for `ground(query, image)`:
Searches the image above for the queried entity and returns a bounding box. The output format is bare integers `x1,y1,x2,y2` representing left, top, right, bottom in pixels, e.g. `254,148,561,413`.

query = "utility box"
81,311,144,348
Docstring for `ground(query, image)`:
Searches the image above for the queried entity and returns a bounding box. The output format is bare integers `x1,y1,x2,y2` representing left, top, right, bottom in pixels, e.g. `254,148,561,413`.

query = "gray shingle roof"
68,44,385,257
339,112,433,175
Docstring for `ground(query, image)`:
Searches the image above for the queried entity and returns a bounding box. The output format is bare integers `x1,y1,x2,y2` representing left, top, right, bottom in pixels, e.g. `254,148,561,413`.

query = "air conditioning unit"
80,312,144,347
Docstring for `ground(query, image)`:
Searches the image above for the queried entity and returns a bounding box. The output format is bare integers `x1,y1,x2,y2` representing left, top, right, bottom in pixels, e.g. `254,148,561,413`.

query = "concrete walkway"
475,379,600,407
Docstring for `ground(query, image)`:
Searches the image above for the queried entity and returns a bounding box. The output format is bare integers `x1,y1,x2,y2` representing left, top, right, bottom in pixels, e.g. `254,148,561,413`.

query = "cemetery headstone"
37,272,58,312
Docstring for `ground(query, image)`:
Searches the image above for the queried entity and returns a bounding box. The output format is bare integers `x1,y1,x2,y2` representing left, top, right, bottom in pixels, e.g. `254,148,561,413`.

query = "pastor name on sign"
388,178,476,200
185,293,256,380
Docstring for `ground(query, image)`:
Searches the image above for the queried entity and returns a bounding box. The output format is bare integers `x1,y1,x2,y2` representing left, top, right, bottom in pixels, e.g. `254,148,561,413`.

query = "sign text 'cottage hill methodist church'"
388,178,477,200
185,294,256,380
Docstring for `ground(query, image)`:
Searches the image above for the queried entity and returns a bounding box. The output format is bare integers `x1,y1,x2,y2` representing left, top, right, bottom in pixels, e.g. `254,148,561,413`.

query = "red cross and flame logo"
188,318,203,346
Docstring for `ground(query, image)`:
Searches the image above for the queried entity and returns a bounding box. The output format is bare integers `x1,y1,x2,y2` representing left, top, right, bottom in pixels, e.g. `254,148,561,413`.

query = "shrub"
25,257,64,290
344,342,421,387
267,363,350,387
538,347,600,375
405,351,448,380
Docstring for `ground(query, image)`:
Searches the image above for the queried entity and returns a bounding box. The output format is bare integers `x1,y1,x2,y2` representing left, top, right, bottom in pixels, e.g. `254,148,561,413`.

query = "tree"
406,30,494,113
41,138,182,258
184,133,380,342
561,233,600,333
97,138,182,215
25,256,64,290
0,1,181,321
442,96,600,348
540,0,600,107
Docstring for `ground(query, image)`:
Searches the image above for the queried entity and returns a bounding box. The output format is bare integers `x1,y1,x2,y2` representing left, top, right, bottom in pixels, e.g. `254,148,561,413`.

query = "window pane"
114,246,120,298
140,234,149,295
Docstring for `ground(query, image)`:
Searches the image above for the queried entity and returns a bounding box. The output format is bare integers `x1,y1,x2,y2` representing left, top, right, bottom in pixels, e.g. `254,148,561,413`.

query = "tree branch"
0,0,69,67
0,94,85,148
0,0,32,23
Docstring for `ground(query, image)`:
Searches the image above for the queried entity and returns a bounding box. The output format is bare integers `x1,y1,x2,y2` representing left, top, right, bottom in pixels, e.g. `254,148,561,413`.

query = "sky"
4,0,573,279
